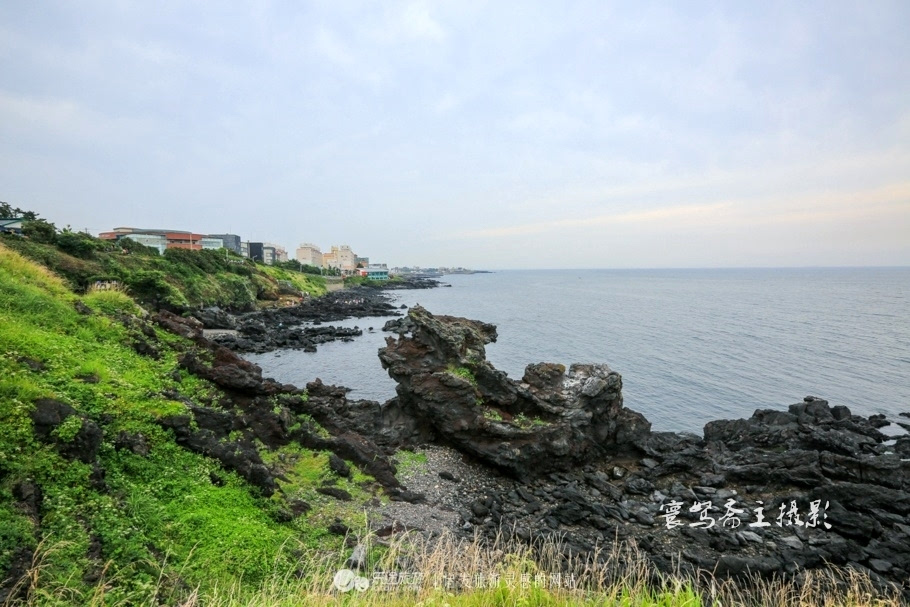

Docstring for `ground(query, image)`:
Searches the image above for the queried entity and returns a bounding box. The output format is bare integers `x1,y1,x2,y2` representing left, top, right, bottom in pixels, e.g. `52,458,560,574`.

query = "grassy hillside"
0,232,325,311
0,242,370,605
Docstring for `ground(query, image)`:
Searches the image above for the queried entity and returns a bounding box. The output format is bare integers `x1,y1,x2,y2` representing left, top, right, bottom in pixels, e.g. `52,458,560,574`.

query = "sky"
1,1,908,269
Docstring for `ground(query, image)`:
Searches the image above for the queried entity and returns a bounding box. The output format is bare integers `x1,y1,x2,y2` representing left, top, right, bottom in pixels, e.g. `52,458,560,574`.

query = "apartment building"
295,243,323,268
322,245,358,273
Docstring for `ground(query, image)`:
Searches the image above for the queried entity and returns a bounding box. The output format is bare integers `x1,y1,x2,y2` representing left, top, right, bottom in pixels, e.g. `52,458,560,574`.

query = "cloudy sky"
1,1,908,269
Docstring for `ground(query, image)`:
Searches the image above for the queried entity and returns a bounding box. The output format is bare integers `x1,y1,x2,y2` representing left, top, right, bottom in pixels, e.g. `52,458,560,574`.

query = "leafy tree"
0,201,39,220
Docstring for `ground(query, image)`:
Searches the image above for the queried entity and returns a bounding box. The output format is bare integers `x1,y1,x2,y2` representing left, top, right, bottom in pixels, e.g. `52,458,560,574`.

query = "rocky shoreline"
162,301,909,597
194,277,440,353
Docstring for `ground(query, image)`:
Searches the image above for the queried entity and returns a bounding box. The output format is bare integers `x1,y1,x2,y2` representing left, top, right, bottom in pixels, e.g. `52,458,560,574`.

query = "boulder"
378,306,651,478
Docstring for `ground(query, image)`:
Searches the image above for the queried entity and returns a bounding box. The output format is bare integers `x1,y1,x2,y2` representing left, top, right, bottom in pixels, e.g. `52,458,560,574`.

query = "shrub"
57,230,99,259
21,219,57,244
83,284,140,316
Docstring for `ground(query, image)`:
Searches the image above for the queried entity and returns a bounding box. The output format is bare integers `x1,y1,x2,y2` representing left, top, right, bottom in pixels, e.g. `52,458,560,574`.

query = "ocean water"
246,268,910,434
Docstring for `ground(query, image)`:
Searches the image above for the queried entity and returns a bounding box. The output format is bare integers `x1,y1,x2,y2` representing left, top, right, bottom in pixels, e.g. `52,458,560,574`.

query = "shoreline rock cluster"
186,299,909,595
195,278,439,353
299,306,910,595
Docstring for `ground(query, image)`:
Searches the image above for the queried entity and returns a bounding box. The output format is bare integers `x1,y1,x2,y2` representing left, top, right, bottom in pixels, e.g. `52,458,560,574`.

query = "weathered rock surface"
146,302,910,596
322,306,910,597
199,280,439,354
377,306,651,478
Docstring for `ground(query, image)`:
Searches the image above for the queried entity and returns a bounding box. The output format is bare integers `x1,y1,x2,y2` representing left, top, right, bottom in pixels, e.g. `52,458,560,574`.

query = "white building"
296,243,323,267
322,245,358,273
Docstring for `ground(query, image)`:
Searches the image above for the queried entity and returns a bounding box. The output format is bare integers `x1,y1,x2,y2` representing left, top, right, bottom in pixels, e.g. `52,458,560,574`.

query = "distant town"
81,226,483,280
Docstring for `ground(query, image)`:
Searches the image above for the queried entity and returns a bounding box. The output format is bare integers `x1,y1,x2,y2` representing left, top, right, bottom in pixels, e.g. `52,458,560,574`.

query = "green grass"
0,243,347,603
393,450,429,478
0,233,327,310
259,265,327,297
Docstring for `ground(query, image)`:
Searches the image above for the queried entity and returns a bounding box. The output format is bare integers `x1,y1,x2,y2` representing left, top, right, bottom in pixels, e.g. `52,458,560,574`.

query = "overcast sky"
1,1,908,269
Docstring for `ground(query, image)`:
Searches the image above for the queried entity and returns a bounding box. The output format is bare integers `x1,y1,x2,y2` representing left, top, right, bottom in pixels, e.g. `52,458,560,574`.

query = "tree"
0,201,38,220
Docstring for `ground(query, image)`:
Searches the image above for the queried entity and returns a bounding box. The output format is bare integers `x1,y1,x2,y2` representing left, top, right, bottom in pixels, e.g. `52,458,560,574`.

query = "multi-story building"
267,243,288,263
247,242,265,263
322,245,358,274
208,233,242,254
122,233,167,254
200,237,224,250
296,243,323,268
356,264,389,280
99,227,207,251
245,242,286,265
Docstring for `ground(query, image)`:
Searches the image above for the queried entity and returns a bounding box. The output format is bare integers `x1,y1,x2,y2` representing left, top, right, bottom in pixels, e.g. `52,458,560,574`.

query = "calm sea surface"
246,268,910,434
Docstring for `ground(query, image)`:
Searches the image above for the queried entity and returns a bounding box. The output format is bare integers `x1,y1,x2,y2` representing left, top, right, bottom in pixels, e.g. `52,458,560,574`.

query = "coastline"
215,292,910,595
2,243,908,603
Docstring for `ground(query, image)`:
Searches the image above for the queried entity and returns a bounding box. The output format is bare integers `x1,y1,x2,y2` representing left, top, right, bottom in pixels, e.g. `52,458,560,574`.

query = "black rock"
316,487,352,501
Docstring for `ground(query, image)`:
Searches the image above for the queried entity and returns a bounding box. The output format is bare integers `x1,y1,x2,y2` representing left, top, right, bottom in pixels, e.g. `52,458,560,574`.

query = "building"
200,237,224,250
0,218,25,235
245,242,287,265
208,233,242,254
355,256,370,267
322,245,358,274
263,244,276,265
123,233,167,254
356,264,389,280
240,241,250,258
247,242,265,263
268,243,288,263
99,227,207,251
295,243,322,268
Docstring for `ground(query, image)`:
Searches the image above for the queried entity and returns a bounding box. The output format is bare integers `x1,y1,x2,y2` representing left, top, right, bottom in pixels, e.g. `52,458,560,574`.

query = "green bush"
21,219,57,244
57,230,99,259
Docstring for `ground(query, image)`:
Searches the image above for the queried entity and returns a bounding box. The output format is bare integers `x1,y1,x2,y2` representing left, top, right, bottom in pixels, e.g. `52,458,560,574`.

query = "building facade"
0,218,25,234
122,233,167,254
99,227,207,251
322,245,358,273
247,242,265,262
295,243,323,268
208,233,242,254
245,242,286,265
356,264,389,280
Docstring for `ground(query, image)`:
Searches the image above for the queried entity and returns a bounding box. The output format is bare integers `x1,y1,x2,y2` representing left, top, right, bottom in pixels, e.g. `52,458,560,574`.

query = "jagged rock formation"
363,306,908,594
377,305,651,478
198,302,910,594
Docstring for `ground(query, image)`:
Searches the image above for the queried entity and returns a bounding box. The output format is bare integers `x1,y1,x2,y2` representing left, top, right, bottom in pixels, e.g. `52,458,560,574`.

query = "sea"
246,268,910,435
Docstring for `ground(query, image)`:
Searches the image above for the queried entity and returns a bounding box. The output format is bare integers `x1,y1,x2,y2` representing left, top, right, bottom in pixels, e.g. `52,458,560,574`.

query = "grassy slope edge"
0,242,368,605
0,233,326,311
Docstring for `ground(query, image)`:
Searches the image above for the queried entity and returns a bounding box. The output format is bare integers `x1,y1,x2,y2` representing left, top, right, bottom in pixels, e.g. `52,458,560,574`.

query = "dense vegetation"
0,209,325,311
0,242,376,605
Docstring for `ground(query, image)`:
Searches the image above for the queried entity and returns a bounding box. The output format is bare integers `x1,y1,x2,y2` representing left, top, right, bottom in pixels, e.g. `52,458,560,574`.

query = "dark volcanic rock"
191,306,238,329
30,398,102,463
378,306,650,478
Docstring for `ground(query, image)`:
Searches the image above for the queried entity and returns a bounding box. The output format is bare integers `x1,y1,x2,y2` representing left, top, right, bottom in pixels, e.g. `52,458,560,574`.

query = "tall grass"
5,530,903,607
